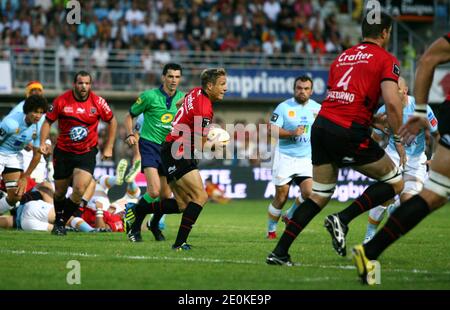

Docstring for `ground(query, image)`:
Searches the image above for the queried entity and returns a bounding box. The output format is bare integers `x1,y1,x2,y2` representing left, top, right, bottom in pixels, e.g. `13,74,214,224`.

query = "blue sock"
285,201,299,220
159,214,166,230
78,221,94,232
268,218,278,232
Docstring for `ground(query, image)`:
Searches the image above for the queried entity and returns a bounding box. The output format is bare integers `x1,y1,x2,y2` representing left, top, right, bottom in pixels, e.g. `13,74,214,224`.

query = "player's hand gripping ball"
207,127,230,146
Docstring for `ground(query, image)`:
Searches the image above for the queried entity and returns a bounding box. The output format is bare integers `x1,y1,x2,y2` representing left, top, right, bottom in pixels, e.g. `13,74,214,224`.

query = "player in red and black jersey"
267,12,406,265
126,68,227,249
352,33,450,283
39,71,117,236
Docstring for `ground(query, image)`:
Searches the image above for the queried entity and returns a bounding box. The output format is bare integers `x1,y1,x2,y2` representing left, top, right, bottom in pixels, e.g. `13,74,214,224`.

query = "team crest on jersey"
90,107,97,114
271,113,279,122
32,131,37,140
161,113,174,124
202,118,211,128
288,110,296,118
393,64,400,77
48,104,53,112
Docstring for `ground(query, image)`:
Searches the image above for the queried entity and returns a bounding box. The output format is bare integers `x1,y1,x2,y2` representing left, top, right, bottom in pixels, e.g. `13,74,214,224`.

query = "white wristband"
413,104,428,118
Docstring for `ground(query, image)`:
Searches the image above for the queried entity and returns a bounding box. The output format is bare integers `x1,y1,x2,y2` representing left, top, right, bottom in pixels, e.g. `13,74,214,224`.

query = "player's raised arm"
102,115,117,161
414,36,450,116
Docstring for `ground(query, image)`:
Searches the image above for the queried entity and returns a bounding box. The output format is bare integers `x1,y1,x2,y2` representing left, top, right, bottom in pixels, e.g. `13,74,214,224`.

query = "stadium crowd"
0,0,349,55
0,0,353,88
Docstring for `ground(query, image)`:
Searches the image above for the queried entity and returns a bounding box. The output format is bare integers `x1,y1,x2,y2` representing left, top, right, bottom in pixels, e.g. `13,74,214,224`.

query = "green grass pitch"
1,200,449,290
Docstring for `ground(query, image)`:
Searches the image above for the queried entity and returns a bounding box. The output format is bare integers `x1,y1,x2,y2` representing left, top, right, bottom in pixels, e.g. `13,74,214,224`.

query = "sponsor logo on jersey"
0,128,6,137
161,113,174,124
64,106,74,113
338,51,374,63
271,113,279,122
69,126,88,142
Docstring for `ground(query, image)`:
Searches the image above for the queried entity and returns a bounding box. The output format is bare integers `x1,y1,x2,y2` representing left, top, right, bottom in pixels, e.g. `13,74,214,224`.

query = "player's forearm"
104,116,117,150
414,37,450,115
385,104,403,137
39,120,51,145
124,113,134,136
271,125,296,139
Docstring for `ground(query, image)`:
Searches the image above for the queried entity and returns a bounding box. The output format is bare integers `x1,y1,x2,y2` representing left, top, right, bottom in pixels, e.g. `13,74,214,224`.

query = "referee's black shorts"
311,115,385,168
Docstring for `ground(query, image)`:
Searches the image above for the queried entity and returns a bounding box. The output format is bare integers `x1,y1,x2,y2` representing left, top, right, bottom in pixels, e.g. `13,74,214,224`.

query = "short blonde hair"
200,68,226,88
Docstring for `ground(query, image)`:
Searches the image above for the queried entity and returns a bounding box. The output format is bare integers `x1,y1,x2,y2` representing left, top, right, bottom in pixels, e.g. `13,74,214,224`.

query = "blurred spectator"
34,0,52,12
294,0,314,19
141,47,155,85
57,39,80,86
91,40,110,88
153,42,171,68
27,24,45,50
108,2,124,25
263,0,281,24
77,15,98,42
125,0,145,23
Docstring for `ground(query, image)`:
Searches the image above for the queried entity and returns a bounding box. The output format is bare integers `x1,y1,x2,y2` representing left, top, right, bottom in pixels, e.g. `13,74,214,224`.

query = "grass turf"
1,200,449,290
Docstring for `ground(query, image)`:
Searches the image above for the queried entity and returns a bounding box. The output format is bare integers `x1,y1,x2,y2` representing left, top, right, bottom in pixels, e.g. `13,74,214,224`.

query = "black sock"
337,182,396,225
273,199,321,257
174,202,203,246
364,195,431,260
54,199,65,226
150,212,163,230
135,198,180,214
62,198,81,224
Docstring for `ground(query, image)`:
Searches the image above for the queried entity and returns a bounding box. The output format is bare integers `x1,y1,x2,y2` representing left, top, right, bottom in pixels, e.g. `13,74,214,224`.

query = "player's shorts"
161,141,198,183
21,149,47,182
53,146,97,180
272,151,312,186
312,116,385,167
138,138,166,175
17,200,53,231
385,146,427,182
438,101,450,149
0,151,24,175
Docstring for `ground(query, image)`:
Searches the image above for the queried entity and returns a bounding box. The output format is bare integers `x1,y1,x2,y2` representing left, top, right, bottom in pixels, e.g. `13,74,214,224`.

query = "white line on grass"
2,248,449,277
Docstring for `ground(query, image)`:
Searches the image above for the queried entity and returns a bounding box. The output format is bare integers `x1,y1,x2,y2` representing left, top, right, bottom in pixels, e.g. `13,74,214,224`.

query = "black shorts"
53,146,97,180
438,101,450,149
311,116,385,167
161,141,198,183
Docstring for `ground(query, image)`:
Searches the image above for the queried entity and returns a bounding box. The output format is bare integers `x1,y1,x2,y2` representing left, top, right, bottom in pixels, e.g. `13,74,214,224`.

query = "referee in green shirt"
124,63,185,242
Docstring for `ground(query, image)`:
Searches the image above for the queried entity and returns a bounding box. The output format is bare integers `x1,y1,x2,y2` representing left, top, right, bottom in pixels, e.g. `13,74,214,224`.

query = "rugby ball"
207,127,230,145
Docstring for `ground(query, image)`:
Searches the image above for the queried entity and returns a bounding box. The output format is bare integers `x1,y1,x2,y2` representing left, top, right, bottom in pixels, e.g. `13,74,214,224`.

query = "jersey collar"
159,85,177,109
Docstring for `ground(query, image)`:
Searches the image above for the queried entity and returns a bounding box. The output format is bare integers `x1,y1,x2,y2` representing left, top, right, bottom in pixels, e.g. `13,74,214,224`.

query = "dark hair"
294,75,313,89
361,12,392,39
23,95,48,114
162,63,182,75
200,68,227,88
73,71,92,84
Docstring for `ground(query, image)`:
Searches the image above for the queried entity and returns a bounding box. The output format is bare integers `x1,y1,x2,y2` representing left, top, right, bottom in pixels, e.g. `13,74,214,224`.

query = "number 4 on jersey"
337,67,354,91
